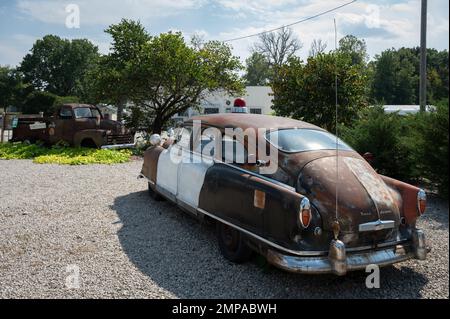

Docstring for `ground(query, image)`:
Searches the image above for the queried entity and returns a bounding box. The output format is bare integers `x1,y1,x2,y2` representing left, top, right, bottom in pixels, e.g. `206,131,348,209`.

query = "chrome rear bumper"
267,229,428,276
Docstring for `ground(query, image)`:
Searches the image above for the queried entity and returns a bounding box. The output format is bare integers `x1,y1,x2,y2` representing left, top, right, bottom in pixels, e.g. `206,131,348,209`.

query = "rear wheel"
216,222,252,263
148,182,164,201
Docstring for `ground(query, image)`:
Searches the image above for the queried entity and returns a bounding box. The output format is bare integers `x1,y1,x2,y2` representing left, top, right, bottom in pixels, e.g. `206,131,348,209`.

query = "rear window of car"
266,128,353,153
74,107,100,118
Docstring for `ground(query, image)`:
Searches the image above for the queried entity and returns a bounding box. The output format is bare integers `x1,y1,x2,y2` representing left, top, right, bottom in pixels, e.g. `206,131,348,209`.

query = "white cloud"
216,0,449,63
3,0,448,66
17,0,206,26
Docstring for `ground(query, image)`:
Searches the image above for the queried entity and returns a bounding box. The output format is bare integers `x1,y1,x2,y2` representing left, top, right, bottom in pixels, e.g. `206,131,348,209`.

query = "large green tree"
244,52,271,86
369,47,448,105
370,49,417,104
338,35,368,66
0,66,20,109
19,35,99,97
271,52,368,132
90,19,244,133
132,32,244,133
85,19,151,120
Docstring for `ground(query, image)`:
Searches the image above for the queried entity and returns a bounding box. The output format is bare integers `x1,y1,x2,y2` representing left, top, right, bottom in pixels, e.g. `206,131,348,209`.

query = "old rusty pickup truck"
11,103,134,149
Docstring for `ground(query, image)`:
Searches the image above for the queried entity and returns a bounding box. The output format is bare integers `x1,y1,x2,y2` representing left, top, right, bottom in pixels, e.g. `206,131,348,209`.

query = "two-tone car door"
197,134,266,235
176,127,215,211
155,128,190,198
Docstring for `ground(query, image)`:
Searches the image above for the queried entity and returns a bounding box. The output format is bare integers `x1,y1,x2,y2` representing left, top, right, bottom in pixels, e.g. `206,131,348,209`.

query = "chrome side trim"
198,207,328,257
101,142,135,149
155,185,176,202
358,219,395,232
216,160,296,192
185,148,296,193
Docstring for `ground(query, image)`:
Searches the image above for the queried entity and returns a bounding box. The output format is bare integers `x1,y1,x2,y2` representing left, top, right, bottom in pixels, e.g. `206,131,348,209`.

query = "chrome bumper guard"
267,229,428,276
101,143,135,150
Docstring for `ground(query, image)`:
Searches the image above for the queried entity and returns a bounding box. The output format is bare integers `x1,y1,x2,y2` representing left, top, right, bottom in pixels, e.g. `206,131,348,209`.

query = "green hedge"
340,102,448,198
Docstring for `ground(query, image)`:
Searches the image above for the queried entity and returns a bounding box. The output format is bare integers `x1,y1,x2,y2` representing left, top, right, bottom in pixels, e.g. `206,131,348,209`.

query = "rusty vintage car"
11,103,134,149
139,113,429,275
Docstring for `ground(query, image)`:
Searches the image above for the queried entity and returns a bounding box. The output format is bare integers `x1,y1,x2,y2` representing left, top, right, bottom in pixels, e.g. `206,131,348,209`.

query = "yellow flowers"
0,142,131,165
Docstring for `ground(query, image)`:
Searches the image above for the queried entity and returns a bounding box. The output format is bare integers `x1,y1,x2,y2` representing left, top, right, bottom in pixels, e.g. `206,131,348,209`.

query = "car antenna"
333,18,340,240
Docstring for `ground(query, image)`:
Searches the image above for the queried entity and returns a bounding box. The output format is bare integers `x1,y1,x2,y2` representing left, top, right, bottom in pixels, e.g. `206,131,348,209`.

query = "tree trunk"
117,97,126,122
152,115,163,134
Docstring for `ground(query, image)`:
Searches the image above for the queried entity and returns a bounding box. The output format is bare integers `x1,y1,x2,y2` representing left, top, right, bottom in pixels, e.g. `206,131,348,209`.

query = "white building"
172,86,273,121
383,105,435,115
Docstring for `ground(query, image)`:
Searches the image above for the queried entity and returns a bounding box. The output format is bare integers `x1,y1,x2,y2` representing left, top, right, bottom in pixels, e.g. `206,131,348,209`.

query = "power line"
223,0,357,43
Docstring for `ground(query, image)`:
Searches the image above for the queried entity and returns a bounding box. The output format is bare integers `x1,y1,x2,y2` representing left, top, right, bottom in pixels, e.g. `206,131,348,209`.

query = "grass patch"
0,142,132,165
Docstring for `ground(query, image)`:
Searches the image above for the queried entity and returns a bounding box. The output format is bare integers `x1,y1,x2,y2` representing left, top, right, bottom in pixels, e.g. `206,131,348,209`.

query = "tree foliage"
0,66,21,109
340,106,419,181
370,47,449,104
84,19,151,120
90,19,244,133
132,33,244,133
338,35,368,66
20,91,79,115
19,35,99,97
244,52,271,86
271,52,368,132
340,101,449,198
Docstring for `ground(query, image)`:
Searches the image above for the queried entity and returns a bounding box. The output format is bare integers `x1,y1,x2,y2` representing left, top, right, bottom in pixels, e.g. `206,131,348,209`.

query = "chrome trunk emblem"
358,219,395,232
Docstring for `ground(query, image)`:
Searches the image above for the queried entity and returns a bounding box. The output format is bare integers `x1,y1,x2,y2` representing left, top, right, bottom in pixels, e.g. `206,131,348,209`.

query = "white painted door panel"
156,146,181,195
177,152,212,208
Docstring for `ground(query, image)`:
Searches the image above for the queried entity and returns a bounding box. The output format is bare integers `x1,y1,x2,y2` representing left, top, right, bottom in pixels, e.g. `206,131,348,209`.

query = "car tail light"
299,197,311,228
417,189,426,215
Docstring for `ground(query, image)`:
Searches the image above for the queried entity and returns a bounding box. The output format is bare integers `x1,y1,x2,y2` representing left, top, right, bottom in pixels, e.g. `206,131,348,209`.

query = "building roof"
186,113,324,131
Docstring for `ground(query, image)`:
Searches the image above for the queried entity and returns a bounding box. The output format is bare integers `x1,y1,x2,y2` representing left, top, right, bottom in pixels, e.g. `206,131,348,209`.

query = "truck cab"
12,104,134,149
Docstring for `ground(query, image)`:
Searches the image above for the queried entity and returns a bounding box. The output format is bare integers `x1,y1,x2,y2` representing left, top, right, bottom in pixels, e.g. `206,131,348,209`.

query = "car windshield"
266,128,353,153
74,107,100,119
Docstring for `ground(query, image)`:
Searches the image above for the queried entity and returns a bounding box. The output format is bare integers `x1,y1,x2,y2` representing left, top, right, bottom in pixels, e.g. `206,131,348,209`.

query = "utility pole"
419,0,427,112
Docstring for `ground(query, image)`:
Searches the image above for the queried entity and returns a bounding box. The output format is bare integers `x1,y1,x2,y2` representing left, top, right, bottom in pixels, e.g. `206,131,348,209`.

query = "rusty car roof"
186,113,325,131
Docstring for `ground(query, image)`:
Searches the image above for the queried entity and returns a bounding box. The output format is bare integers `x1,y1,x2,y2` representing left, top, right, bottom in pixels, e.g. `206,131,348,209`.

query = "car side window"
59,107,72,118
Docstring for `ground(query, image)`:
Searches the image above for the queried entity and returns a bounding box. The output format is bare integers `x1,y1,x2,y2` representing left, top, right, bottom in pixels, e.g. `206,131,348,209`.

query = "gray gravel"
0,159,448,299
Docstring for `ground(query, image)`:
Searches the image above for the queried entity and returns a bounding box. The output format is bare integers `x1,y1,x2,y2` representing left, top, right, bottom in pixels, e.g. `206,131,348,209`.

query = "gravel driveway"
0,159,448,299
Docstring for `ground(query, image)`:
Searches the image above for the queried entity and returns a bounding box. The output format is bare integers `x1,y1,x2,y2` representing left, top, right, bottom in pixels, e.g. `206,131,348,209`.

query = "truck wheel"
80,138,98,148
148,182,164,201
216,222,252,263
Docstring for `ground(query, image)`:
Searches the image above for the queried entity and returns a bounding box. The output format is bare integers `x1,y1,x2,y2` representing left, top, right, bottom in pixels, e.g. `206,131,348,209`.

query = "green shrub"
0,142,131,165
340,105,419,181
416,100,449,198
340,102,449,198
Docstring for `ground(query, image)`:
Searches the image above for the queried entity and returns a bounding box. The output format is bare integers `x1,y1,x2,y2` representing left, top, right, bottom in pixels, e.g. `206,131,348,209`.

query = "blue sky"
0,0,448,67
